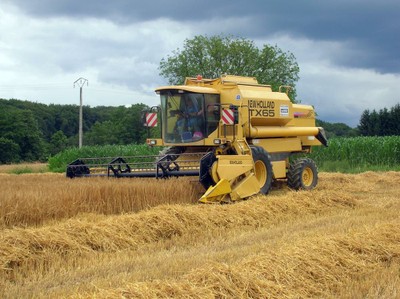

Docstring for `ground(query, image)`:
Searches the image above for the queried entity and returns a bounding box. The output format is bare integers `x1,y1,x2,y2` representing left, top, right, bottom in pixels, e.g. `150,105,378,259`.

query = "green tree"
391,104,400,135
49,130,68,155
116,104,149,144
0,108,44,161
369,110,380,136
0,137,20,163
358,109,372,136
85,121,122,145
159,35,300,101
84,104,149,146
317,119,358,138
379,108,392,136
54,105,79,138
359,104,400,136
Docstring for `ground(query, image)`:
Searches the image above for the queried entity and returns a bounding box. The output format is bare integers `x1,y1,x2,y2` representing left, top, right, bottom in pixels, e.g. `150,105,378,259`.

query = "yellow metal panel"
221,75,260,85
286,104,316,127
216,155,254,181
271,161,287,179
251,137,302,153
292,104,314,111
231,174,260,200
238,85,275,99
199,179,231,203
247,98,293,127
250,126,319,138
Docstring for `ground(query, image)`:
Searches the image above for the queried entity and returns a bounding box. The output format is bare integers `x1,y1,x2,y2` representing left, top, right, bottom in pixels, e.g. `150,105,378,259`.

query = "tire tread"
287,158,318,190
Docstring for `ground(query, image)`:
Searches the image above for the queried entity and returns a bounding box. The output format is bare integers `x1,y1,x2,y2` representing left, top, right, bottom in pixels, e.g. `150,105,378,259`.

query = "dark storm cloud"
263,1,400,73
6,0,400,74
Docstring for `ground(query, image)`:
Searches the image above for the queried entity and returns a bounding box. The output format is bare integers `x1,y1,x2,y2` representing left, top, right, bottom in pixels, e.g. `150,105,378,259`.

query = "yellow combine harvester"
67,75,327,203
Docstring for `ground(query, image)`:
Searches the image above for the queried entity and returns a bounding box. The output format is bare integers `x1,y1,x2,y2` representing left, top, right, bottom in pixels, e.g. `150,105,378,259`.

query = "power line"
0,83,71,92
0,83,144,96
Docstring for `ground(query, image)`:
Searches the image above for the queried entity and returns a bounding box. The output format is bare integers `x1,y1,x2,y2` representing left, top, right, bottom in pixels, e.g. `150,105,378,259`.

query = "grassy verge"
318,160,400,173
0,163,48,174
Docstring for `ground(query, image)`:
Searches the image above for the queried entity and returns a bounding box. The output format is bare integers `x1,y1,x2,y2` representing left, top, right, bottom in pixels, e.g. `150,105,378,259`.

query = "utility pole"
74,77,88,148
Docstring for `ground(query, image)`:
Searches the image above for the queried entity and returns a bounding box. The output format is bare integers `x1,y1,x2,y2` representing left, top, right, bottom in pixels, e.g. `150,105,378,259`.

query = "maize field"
309,135,400,171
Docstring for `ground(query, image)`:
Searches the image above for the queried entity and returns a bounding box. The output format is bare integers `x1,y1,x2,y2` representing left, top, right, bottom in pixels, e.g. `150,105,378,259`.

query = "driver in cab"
176,95,203,136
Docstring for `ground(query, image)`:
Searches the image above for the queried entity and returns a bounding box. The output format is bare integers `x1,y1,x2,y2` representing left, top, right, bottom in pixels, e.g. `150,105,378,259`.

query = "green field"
41,135,400,174
309,136,400,172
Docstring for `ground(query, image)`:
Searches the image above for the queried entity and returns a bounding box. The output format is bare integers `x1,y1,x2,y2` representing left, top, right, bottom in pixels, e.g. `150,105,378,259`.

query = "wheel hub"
254,160,267,187
302,167,314,187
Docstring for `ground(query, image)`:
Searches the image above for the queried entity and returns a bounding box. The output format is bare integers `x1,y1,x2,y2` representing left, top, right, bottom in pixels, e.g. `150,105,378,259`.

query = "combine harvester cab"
67,75,327,203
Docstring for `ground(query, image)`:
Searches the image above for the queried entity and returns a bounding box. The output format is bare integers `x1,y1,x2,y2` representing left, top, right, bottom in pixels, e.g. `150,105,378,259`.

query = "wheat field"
1,171,400,298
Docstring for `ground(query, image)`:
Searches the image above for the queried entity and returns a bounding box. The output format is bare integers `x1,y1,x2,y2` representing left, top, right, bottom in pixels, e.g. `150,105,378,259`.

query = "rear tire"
250,146,273,194
287,158,318,190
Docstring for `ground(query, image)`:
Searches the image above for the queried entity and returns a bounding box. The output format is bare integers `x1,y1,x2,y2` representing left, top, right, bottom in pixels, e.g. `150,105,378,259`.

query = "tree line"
358,104,400,136
0,98,151,163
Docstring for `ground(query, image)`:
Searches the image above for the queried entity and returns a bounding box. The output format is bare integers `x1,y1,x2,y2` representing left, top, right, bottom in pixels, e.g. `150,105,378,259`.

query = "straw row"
91,222,400,298
1,189,355,277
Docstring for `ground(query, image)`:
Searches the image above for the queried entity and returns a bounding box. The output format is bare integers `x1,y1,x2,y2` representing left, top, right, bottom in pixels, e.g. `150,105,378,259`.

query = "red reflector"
145,112,157,127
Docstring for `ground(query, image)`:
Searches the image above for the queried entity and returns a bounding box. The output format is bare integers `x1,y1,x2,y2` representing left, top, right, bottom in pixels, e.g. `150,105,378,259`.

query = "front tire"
250,146,273,194
287,158,318,190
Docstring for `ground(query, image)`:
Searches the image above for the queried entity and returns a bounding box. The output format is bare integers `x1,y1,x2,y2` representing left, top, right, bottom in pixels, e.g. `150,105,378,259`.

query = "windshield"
160,91,220,143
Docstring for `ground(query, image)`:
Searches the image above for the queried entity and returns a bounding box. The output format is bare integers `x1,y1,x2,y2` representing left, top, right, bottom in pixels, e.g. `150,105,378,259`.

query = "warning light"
196,74,203,81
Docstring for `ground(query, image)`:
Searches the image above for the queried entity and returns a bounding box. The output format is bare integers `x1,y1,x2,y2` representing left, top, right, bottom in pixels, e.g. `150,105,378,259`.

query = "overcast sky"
1,0,399,127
